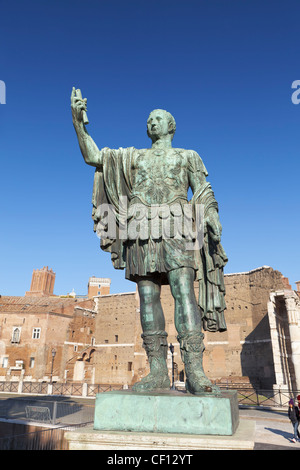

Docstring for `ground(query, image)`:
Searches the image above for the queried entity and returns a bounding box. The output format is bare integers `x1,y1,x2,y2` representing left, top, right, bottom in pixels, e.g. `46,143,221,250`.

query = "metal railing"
0,381,125,397
217,384,300,408
87,383,124,396
52,383,83,396
0,382,19,393
22,382,48,394
0,380,299,408
0,425,71,450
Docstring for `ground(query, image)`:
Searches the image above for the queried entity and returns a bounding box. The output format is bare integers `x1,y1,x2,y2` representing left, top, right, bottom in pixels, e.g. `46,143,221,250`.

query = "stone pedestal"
94,389,239,436
64,420,255,450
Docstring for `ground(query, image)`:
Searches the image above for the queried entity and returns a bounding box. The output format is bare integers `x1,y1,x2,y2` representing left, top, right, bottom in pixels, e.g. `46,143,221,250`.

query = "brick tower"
25,266,56,297
88,277,111,298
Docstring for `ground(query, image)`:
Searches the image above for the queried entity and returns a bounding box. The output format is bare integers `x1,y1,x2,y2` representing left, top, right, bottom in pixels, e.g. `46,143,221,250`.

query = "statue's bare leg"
167,267,201,334
132,276,170,392
138,277,165,334
168,267,220,394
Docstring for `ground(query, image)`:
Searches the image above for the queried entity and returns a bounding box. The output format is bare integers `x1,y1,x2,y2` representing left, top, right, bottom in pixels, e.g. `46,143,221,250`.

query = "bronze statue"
71,88,227,394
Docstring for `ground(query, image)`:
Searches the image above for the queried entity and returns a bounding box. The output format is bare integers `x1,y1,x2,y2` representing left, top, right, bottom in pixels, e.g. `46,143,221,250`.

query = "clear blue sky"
0,0,299,296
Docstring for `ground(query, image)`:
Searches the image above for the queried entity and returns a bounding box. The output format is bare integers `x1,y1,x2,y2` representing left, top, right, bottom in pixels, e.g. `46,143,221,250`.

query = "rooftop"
0,295,84,315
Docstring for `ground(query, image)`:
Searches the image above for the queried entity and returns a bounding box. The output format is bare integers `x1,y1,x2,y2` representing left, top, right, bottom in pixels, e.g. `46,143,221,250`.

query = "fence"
51,382,123,396
0,380,299,408
0,382,19,393
213,382,300,408
233,388,300,408
0,425,69,450
0,381,124,397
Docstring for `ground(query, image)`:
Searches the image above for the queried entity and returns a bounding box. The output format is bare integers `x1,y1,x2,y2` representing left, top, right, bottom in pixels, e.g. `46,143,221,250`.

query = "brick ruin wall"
93,267,287,388
0,267,288,387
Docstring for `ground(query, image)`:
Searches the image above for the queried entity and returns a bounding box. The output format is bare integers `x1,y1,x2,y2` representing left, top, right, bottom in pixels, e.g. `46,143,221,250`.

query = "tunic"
91,146,228,332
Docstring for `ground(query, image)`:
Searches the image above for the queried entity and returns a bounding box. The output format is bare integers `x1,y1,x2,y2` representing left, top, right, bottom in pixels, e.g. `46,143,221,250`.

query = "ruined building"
0,266,299,393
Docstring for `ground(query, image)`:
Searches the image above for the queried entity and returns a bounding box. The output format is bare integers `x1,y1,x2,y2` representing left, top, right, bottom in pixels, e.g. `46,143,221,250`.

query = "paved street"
239,407,300,450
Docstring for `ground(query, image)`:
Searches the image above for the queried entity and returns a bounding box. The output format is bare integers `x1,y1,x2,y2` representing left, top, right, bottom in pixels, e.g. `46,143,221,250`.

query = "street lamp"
50,349,56,384
169,343,175,390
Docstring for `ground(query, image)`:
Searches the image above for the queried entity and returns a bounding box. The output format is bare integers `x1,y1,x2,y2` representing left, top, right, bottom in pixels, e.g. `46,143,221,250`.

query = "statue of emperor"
71,88,228,394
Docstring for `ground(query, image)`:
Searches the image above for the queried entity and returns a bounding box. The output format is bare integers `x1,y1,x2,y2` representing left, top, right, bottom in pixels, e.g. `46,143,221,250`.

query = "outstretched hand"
71,87,89,125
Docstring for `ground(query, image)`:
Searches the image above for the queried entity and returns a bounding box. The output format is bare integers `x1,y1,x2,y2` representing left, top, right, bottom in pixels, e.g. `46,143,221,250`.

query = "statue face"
147,110,170,140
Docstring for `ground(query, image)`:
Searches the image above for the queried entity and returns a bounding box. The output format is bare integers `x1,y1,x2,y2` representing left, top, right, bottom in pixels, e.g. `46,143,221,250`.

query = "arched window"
11,327,21,343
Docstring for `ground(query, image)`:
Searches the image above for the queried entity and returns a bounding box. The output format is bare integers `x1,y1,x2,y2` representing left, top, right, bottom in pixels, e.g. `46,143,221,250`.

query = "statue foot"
132,373,170,392
177,331,221,395
185,372,221,395
133,330,170,392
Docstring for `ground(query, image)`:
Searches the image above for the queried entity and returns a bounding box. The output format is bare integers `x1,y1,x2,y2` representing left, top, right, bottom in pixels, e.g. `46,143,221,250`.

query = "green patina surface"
72,89,228,394
94,390,239,436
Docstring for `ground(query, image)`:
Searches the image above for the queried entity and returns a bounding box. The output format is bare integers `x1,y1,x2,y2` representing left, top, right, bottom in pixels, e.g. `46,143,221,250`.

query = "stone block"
65,419,255,450
94,389,239,436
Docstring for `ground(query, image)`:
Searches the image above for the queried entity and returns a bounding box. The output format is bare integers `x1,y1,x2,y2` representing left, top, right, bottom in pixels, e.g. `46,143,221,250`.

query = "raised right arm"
71,87,102,167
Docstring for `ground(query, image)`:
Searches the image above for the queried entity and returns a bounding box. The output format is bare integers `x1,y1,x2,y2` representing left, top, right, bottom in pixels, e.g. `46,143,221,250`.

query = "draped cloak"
91,147,228,332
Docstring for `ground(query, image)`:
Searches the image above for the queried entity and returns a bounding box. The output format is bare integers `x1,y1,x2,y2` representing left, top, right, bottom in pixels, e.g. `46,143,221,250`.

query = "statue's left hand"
205,208,222,243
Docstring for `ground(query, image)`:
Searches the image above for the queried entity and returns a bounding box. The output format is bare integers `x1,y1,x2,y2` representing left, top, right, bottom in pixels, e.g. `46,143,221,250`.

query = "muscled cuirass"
131,148,189,205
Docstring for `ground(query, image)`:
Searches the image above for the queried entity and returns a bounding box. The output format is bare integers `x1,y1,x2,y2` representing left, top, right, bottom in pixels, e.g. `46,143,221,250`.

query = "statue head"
147,109,176,142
